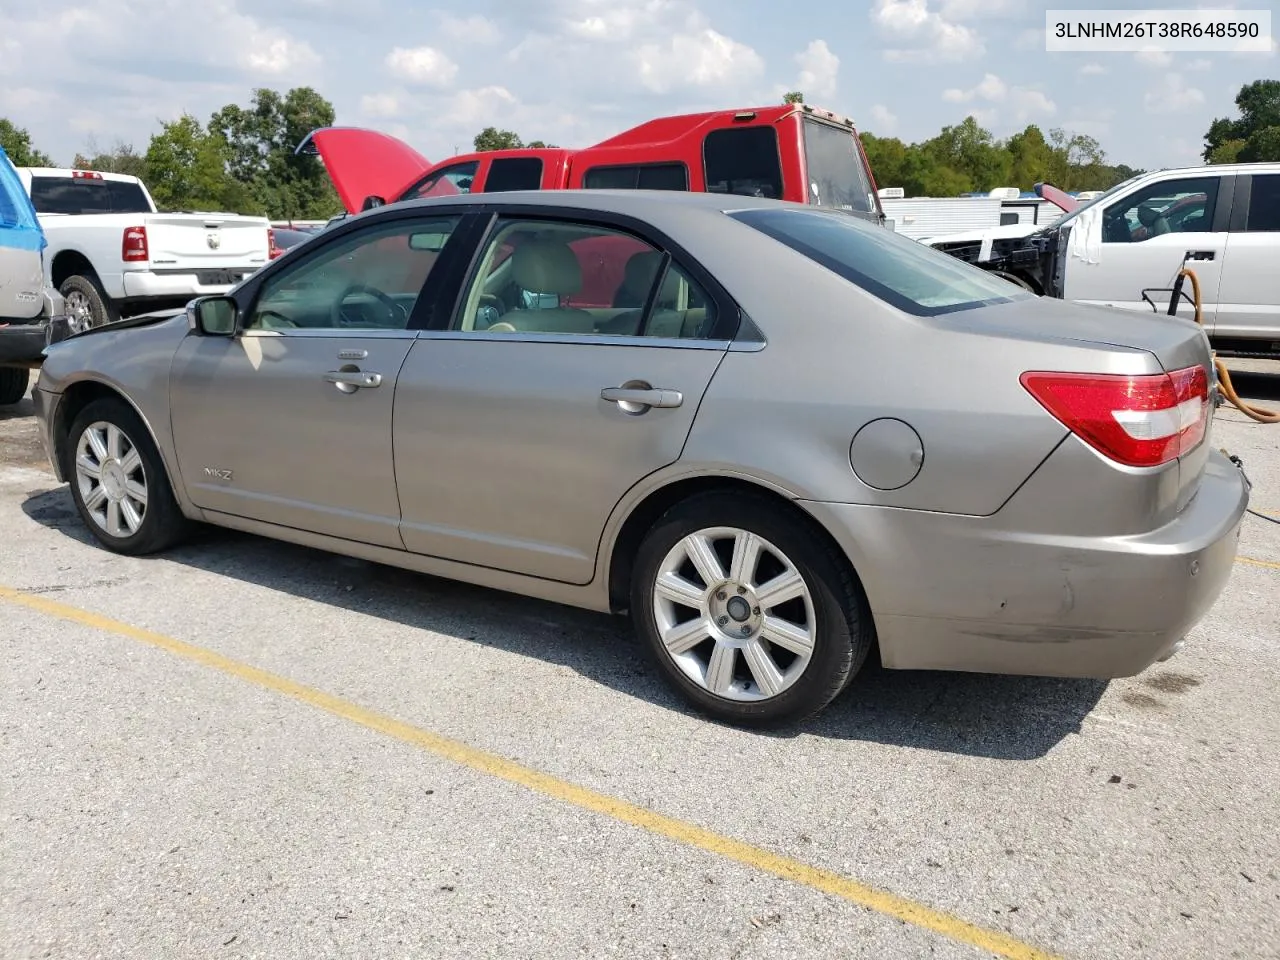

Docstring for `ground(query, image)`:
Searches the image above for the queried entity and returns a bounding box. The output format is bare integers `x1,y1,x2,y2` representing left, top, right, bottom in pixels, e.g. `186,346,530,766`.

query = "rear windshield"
802,118,876,215
29,176,152,215
583,163,689,191
729,206,1031,316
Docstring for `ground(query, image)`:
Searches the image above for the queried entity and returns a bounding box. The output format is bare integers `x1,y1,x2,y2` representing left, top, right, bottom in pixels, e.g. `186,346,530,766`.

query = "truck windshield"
29,177,152,215
802,118,876,215
730,205,1031,316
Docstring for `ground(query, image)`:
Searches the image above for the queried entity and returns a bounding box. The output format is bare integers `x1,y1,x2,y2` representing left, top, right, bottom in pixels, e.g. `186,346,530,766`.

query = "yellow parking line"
1238,556,1280,571
0,583,1064,960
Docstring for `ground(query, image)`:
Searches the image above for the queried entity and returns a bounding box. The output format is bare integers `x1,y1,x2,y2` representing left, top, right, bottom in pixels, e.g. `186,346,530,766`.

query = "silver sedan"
30,189,1251,727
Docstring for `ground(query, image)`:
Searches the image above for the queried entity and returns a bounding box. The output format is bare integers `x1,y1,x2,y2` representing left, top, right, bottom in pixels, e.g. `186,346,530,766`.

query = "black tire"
0,366,28,405
65,396,190,555
59,274,118,331
629,491,874,728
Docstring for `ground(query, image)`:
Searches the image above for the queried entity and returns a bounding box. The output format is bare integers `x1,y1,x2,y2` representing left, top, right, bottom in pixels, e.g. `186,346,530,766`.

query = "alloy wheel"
74,420,148,538
651,526,816,702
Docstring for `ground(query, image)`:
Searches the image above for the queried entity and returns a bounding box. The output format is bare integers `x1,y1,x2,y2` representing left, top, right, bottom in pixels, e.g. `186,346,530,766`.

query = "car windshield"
729,206,1032,316
802,118,877,215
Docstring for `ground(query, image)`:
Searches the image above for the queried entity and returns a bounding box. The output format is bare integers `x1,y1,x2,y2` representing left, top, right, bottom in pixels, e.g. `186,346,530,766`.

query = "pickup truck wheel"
60,275,118,332
0,367,29,405
66,397,190,555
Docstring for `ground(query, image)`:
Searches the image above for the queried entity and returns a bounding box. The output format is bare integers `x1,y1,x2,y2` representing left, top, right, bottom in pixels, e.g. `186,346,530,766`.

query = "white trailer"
878,187,1069,240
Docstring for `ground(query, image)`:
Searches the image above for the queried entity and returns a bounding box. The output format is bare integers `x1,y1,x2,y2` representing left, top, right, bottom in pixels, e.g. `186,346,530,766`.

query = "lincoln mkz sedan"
31,189,1250,726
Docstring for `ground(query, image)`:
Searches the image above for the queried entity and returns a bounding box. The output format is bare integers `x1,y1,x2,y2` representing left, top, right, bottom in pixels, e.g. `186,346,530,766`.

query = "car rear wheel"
630,491,873,727
66,397,190,555
0,367,29,406
60,274,118,332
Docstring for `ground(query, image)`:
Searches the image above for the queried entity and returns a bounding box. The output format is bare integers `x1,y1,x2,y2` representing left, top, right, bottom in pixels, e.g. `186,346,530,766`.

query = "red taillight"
268,227,282,259
121,225,149,262
1020,365,1208,468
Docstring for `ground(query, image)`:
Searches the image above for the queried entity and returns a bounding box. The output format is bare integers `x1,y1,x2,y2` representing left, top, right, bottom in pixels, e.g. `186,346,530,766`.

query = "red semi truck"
298,102,886,226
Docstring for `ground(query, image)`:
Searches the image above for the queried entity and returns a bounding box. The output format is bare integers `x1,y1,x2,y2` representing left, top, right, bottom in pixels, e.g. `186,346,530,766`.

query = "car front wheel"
66,397,190,555
630,491,874,727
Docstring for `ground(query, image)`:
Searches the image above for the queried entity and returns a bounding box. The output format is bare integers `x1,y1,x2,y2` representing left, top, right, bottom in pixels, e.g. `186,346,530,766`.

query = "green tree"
922,116,1011,192
473,127,524,151
143,114,259,214
0,118,54,166
73,137,147,178
209,87,343,219
783,91,805,105
1203,78,1280,162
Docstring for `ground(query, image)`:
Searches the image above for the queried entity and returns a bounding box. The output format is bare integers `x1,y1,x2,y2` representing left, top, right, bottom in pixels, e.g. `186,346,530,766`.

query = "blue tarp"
0,145,47,253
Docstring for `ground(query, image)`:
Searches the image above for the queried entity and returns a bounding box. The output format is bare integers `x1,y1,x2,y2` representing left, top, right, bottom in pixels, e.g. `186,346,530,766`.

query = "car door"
1216,171,1280,343
1065,174,1228,330
393,209,734,584
167,211,466,548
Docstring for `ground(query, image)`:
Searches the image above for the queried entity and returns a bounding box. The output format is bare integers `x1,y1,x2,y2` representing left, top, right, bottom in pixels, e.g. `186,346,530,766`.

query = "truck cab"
299,102,885,226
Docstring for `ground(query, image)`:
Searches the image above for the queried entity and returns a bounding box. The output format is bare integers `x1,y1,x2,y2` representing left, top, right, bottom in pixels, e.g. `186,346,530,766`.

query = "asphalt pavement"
2,364,1278,960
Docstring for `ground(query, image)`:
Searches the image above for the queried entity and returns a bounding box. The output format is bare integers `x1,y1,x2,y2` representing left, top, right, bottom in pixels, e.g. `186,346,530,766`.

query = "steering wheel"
331,283,407,328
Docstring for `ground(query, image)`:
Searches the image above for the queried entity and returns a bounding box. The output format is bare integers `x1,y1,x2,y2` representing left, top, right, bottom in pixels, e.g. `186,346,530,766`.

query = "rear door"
167,209,468,547
1064,173,1229,329
1216,171,1280,343
393,207,735,584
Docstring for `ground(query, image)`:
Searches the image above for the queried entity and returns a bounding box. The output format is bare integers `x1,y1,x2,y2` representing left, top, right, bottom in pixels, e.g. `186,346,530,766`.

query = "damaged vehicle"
0,145,72,406
922,163,1280,357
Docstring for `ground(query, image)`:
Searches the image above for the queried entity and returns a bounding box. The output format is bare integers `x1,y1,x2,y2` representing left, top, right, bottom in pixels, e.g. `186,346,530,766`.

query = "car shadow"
22,486,1107,761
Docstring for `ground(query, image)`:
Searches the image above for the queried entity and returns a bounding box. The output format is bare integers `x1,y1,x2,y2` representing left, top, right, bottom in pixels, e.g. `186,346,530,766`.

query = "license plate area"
198,269,246,286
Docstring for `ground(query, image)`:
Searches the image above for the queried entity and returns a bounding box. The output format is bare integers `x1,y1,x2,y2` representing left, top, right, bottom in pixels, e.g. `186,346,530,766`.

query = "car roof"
391,188,795,220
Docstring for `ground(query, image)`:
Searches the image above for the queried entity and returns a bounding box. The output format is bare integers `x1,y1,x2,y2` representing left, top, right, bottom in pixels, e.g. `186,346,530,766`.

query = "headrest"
623,251,681,306
1135,204,1163,227
512,239,582,295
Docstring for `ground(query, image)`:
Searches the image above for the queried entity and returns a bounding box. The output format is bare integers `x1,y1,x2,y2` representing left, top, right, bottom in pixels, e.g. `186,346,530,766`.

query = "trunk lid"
142,215,270,272
297,127,432,213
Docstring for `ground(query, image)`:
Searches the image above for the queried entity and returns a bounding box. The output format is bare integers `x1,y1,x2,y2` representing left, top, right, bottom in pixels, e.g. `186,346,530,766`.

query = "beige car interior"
463,225,715,339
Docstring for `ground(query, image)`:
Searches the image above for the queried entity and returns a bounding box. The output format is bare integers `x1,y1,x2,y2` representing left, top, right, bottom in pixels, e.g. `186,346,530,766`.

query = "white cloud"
869,103,898,133
359,91,402,118
1135,49,1174,68
793,40,839,100
439,13,500,45
1079,62,1107,76
942,72,1056,125
872,0,984,62
1144,73,1205,113
937,0,1026,18
635,29,764,93
386,46,458,87
1186,58,1213,71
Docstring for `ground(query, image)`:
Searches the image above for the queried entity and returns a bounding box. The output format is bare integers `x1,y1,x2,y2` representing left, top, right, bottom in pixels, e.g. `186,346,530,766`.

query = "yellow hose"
1177,268,1280,424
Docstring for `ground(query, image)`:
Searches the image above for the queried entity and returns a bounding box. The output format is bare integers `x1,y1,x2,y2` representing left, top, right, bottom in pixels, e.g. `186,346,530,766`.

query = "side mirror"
188,296,238,336
361,195,386,211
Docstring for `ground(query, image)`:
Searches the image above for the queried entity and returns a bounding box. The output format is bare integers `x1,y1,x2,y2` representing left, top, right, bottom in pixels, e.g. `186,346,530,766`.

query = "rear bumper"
122,266,263,300
802,448,1250,679
0,314,73,365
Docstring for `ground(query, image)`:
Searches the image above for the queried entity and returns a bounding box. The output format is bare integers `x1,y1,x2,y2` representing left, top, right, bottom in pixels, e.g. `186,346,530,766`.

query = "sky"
0,0,1276,181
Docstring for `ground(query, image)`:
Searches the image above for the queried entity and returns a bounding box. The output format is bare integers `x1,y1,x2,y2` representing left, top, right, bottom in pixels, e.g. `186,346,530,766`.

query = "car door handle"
1185,250,1215,262
600,386,683,409
324,370,383,390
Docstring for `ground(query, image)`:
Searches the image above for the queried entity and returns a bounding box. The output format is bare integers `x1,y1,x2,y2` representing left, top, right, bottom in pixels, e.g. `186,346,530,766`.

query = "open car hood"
296,127,432,213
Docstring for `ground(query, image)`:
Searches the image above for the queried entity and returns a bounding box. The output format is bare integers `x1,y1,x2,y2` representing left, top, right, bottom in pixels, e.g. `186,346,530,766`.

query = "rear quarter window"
703,127,783,200
730,206,1031,316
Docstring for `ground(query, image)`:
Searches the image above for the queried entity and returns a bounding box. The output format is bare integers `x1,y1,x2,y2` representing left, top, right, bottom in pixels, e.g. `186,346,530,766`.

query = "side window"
704,127,783,199
454,218,717,339
1244,174,1280,232
247,216,460,331
1102,177,1219,243
486,157,543,192
404,162,479,200
582,163,689,191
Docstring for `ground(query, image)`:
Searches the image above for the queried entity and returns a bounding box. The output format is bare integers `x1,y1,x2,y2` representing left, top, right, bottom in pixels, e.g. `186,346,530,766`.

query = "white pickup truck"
920,162,1280,357
13,167,271,329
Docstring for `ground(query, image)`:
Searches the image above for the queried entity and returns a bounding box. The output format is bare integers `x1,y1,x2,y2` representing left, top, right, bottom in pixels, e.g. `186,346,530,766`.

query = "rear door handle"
600,386,683,410
325,370,383,392
1185,250,1215,261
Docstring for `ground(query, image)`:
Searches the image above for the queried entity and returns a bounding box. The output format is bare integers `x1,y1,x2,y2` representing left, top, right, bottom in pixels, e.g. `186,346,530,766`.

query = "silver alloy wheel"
74,420,148,538
65,289,94,333
652,526,816,702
